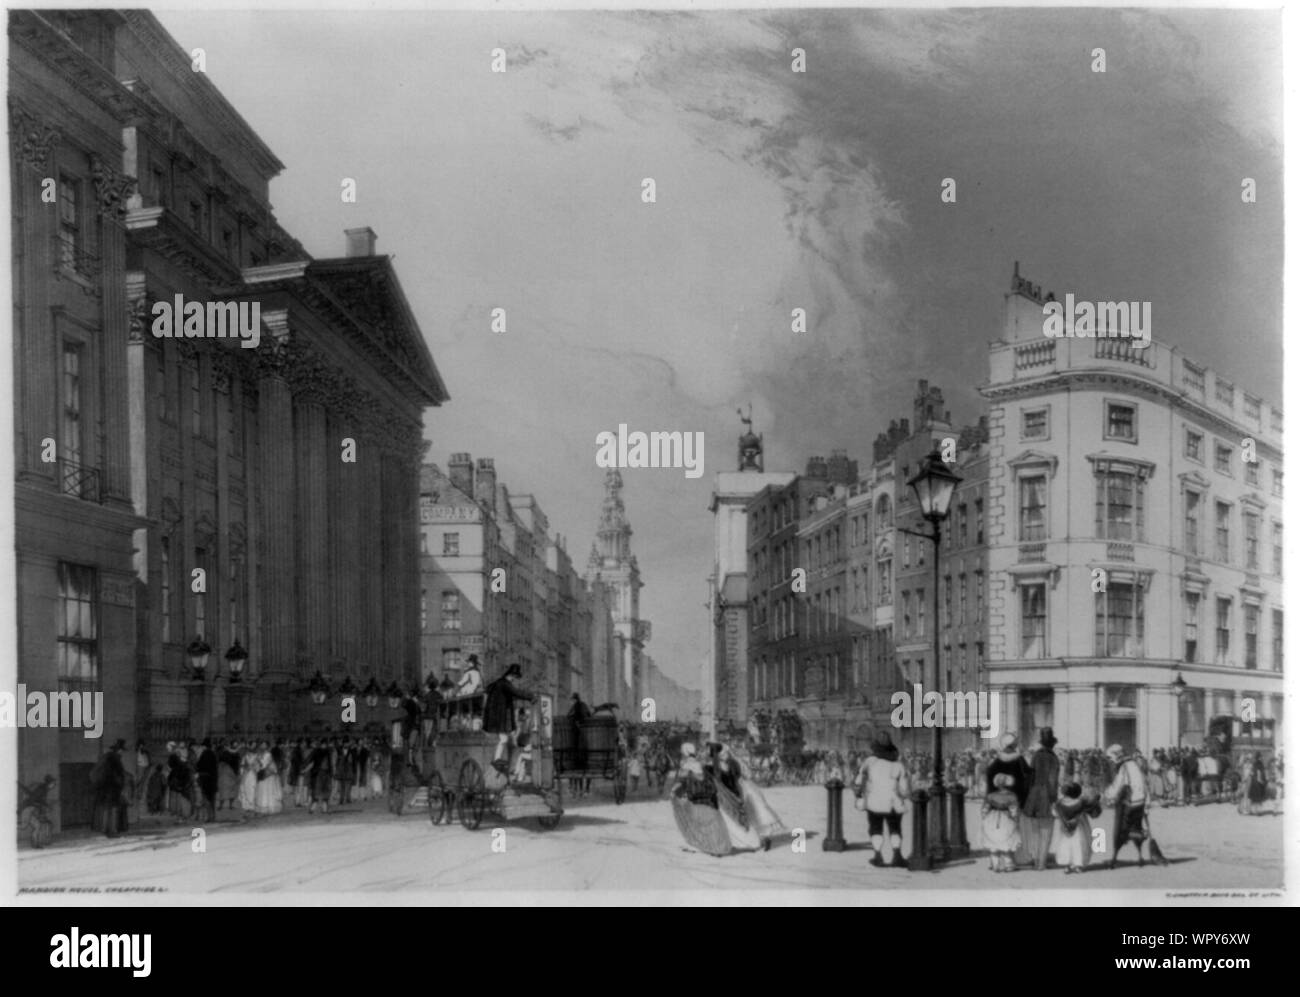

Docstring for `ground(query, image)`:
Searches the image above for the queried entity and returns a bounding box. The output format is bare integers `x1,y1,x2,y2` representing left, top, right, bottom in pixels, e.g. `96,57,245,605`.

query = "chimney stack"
447,452,474,498
474,458,497,509
345,226,377,258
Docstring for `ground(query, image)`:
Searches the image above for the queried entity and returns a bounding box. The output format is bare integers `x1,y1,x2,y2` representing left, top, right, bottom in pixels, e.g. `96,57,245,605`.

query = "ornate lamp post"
1172,671,1188,749
308,671,330,705
339,675,357,698
186,636,212,680
386,681,404,710
363,678,381,709
902,450,962,866
224,640,248,683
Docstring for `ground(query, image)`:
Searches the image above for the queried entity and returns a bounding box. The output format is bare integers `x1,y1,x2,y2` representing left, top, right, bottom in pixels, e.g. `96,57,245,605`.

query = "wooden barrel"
552,716,576,753
583,715,619,754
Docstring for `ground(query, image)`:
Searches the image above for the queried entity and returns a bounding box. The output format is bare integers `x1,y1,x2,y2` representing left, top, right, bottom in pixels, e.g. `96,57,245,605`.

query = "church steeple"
597,468,632,563
738,405,763,471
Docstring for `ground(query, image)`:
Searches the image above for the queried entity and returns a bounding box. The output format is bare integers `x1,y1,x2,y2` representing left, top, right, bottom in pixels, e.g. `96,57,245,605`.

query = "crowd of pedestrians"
124,734,395,831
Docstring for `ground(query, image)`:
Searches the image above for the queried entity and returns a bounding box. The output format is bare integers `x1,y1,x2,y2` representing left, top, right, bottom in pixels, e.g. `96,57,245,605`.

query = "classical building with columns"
982,264,1283,756
9,9,148,828
9,10,447,827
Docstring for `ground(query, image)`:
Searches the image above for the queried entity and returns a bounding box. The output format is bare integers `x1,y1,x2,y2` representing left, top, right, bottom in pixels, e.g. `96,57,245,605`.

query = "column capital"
90,154,137,218
8,99,59,171
252,307,292,380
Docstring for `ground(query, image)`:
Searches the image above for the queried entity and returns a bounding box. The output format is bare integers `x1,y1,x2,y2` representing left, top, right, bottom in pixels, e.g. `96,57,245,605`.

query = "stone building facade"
9,10,447,826
982,265,1284,755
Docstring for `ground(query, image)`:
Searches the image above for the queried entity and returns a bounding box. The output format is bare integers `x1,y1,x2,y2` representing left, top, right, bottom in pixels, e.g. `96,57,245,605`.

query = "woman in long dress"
368,742,385,798
238,742,258,813
254,740,282,815
217,741,239,812
727,744,787,850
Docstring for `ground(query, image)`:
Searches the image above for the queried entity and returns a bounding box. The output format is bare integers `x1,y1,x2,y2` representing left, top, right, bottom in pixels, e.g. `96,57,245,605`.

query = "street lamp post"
902,450,962,866
1172,671,1187,749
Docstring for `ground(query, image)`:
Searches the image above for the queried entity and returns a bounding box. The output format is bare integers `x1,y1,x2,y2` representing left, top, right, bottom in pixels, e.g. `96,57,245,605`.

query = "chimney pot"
345,226,377,257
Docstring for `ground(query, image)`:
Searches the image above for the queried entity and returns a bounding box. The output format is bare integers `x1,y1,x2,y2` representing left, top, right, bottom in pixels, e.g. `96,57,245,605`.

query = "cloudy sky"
156,6,1282,689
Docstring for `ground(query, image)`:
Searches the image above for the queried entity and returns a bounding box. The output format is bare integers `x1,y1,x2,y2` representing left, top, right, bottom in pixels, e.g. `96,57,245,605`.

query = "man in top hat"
1104,743,1150,868
97,739,129,838
456,655,485,697
483,663,533,776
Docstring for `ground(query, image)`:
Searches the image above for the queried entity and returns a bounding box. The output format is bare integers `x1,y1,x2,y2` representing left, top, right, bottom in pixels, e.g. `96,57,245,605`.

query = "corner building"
982,266,1283,755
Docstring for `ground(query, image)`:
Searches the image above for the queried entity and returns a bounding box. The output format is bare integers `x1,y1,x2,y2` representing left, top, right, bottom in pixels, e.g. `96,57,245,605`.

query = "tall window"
1272,470,1283,497
877,557,892,603
903,534,911,569
1105,403,1136,441
1215,502,1231,562
1185,430,1203,462
190,365,202,437
1273,523,1283,576
1023,408,1048,439
1244,605,1259,669
959,574,968,625
1184,491,1201,554
228,558,244,645
1184,592,1200,663
1096,581,1144,657
1244,511,1260,570
57,562,98,690
957,503,969,546
1215,598,1231,665
975,499,985,544
975,571,984,620
441,590,461,631
916,587,926,637
443,532,460,556
1215,443,1232,475
442,648,462,676
901,591,913,639
61,343,84,486
420,589,428,632
57,174,81,269
160,536,172,644
1096,470,1143,541
1273,610,1283,670
1021,584,1046,657
943,576,952,628
1019,475,1046,541
193,546,208,638
1245,460,1259,486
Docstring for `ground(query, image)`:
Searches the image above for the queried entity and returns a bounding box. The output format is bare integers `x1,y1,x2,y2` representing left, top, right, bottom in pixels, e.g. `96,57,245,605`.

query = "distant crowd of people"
107,735,397,834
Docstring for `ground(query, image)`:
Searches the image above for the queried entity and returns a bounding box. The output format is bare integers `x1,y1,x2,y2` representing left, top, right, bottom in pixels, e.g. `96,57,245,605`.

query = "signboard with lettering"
420,503,481,524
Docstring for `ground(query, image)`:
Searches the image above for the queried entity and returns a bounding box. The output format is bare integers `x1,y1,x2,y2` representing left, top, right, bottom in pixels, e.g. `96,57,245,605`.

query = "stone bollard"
823,777,847,852
908,787,931,871
948,783,970,857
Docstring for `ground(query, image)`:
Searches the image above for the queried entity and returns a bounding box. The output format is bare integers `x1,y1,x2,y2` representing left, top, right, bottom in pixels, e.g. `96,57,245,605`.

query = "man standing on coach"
484,664,534,777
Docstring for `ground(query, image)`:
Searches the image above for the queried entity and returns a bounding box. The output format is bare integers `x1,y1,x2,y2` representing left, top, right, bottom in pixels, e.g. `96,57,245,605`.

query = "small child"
981,773,1022,872
1054,783,1102,874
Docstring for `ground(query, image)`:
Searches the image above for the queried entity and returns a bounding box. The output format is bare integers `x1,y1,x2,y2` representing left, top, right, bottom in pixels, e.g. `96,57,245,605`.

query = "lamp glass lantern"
309,671,329,705
187,636,212,679
907,450,961,523
224,640,249,682
386,681,403,709
363,678,381,708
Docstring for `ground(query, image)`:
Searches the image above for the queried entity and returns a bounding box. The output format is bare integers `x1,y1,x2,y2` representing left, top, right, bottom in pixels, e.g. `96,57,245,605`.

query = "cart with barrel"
409,692,564,831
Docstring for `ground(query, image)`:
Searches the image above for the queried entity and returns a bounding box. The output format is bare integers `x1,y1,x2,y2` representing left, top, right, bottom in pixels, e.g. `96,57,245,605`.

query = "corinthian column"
292,360,332,672
255,312,296,681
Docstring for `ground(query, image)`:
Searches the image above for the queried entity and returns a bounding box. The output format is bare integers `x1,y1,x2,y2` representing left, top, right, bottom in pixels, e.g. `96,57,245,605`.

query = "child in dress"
982,772,1022,872
1054,783,1102,874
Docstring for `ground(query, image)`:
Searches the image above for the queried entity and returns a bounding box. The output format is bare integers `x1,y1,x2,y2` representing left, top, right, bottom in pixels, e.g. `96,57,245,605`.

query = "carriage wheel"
426,770,447,826
613,761,628,805
457,759,486,831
